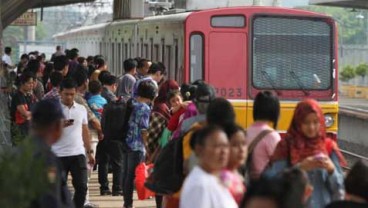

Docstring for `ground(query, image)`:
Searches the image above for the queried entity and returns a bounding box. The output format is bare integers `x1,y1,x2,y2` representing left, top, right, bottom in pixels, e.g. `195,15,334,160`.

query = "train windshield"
252,16,333,90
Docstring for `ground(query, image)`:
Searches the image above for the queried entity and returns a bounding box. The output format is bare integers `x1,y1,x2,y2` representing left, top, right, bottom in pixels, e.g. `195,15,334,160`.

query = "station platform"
69,171,155,208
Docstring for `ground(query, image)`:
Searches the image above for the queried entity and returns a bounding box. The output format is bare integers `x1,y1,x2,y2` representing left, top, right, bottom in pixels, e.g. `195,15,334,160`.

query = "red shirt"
167,107,186,132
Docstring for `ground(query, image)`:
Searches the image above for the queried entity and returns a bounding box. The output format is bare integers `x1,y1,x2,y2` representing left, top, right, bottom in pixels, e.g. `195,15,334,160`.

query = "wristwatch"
86,149,94,155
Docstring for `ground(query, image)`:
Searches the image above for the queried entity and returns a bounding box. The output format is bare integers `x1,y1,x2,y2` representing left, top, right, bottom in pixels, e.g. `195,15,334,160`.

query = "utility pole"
0,0,3,58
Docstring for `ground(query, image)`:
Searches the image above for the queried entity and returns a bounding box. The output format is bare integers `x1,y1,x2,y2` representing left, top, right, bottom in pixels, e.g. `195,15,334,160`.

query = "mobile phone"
314,153,326,161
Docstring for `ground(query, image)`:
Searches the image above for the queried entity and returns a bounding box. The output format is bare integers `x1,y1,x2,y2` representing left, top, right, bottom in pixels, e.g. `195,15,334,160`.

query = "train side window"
130,40,134,58
165,45,172,79
118,43,122,75
140,38,144,57
190,34,204,82
124,43,128,61
144,44,149,59
211,15,245,28
153,44,159,62
111,42,115,73
150,38,154,60
174,39,179,81
161,39,165,63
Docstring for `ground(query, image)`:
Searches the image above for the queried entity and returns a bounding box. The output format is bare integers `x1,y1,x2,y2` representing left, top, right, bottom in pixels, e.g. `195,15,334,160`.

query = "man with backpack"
100,97,131,196
98,74,120,195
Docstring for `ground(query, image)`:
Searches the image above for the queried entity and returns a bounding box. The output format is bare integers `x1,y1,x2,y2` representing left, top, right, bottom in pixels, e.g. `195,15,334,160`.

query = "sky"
283,0,309,7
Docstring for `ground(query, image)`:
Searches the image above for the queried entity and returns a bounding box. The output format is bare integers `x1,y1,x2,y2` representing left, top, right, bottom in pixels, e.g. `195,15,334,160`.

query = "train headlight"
324,114,334,128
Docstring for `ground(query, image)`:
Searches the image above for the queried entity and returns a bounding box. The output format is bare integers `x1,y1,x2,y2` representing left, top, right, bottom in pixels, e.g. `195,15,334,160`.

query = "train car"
55,6,339,138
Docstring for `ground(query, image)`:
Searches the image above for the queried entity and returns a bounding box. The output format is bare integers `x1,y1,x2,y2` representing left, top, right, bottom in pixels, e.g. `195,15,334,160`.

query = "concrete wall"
339,45,368,67
338,113,368,147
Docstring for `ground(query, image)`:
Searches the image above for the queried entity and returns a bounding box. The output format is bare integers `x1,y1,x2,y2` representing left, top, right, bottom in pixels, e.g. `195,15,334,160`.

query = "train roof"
53,22,108,38
54,6,333,38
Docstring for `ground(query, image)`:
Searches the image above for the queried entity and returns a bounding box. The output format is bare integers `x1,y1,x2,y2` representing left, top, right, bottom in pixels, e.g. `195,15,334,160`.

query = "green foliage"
355,63,368,79
36,22,47,41
0,138,49,207
303,6,368,45
340,65,356,82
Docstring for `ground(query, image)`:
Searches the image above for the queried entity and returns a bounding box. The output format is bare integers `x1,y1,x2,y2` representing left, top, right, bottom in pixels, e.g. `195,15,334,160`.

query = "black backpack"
145,135,185,195
101,98,134,144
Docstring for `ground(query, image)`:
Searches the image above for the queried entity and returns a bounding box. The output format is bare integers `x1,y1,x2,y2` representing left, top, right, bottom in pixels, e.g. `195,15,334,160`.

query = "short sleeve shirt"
10,91,28,124
52,102,88,157
2,54,13,66
125,99,151,153
116,74,136,100
101,87,117,103
43,87,61,101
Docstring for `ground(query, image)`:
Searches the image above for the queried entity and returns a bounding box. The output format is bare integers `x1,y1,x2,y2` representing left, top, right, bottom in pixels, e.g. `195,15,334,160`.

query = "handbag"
135,163,155,200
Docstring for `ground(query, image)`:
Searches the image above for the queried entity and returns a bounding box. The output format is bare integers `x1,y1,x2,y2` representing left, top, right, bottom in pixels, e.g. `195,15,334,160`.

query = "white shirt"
2,54,13,66
52,102,88,157
180,166,238,208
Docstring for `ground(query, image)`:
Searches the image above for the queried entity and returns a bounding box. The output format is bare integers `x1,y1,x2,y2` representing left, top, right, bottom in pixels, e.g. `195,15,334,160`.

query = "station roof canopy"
1,0,94,28
309,0,368,9
33,0,95,8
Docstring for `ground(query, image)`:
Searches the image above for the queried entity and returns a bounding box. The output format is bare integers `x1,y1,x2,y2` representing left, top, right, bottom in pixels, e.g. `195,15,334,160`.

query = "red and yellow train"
55,6,339,138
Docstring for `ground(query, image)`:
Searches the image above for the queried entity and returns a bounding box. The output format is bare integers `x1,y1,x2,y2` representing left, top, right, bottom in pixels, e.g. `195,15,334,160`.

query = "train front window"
252,16,333,90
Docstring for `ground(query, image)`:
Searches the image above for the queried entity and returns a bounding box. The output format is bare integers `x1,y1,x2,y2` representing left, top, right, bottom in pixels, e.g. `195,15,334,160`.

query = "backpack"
242,130,273,183
145,123,204,195
101,98,134,146
144,133,185,195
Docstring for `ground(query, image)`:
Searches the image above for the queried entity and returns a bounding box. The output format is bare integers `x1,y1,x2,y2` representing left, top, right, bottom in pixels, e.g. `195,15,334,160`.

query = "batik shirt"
43,87,60,101
125,99,151,153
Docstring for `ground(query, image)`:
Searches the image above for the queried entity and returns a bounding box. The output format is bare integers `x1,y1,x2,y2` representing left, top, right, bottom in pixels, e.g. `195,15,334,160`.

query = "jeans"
59,154,88,208
98,140,125,192
122,150,144,208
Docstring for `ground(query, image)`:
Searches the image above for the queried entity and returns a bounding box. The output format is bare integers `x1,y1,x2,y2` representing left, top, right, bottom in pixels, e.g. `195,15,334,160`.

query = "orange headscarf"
272,99,346,166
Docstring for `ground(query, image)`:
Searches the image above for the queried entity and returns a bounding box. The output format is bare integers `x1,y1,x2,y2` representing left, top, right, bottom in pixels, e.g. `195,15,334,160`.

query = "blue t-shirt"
125,99,151,153
87,94,107,120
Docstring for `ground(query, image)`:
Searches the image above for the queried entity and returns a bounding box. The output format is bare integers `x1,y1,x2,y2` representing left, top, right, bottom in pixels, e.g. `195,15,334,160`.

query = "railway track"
341,149,368,171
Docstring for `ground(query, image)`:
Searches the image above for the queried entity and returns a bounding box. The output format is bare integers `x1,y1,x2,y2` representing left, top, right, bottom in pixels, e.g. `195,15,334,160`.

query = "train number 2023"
215,88,243,98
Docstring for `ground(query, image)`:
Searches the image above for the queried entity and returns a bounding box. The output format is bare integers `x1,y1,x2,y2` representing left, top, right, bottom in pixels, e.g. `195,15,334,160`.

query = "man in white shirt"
52,78,95,208
2,47,15,71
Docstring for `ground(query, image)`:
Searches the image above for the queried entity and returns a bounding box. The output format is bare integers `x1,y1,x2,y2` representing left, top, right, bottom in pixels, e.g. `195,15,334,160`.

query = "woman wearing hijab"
264,99,345,208
146,79,179,208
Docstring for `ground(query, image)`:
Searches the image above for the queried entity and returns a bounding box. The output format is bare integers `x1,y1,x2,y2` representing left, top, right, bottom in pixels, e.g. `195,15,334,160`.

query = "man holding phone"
52,78,95,208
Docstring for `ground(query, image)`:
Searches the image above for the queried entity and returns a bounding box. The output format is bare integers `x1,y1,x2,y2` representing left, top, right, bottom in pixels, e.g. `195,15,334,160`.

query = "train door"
186,13,248,127
207,31,247,127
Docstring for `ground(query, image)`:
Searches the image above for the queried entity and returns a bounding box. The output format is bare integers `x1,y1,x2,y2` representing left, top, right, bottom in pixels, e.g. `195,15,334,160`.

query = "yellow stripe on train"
230,100,338,133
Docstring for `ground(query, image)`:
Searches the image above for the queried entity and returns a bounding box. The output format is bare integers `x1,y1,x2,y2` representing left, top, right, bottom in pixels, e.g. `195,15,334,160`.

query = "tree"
36,21,47,41
340,65,356,82
355,63,368,84
302,6,367,45
0,138,48,207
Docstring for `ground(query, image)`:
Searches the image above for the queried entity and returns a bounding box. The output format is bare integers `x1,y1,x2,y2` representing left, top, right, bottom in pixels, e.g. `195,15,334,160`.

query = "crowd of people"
2,45,368,208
